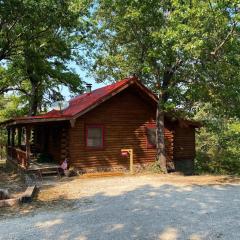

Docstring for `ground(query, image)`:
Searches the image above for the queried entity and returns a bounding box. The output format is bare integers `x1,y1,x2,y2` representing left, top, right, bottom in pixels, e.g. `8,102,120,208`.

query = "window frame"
146,124,156,149
85,124,105,150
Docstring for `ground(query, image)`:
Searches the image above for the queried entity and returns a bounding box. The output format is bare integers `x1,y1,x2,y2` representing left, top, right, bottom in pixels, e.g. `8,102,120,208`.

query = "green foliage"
86,0,240,169
0,0,89,115
0,95,27,120
0,0,239,174
0,0,86,61
145,161,165,174
0,95,26,154
87,0,240,112
195,107,240,175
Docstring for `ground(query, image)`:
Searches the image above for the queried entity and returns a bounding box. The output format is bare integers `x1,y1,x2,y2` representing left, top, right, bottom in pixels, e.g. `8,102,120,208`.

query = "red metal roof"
1,77,201,128
11,76,156,123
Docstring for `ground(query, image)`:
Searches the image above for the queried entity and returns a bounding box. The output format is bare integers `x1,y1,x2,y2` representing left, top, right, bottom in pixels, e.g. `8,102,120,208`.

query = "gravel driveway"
0,175,240,240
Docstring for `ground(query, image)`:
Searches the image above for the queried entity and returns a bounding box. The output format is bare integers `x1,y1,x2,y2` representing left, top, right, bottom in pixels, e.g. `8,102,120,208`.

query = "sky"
62,62,106,100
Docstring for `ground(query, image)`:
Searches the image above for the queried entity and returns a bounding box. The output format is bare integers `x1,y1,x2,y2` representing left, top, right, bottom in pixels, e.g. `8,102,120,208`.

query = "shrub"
195,120,240,175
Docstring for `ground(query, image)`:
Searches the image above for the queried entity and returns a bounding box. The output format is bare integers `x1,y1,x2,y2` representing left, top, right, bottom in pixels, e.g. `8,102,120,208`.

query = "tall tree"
87,0,240,172
0,0,86,62
0,0,89,115
194,103,240,175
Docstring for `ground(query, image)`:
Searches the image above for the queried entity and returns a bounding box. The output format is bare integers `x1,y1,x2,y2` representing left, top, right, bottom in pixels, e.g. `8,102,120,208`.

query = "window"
146,125,156,148
86,125,104,148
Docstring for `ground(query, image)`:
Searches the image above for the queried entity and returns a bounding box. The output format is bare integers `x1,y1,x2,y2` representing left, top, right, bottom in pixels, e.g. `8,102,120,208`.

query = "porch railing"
7,146,27,168
0,144,5,160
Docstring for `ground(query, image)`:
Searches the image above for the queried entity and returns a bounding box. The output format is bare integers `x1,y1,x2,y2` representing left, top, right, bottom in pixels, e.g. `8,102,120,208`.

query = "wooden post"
7,128,10,147
11,128,15,147
121,149,134,174
0,145,2,160
129,149,133,174
0,128,3,160
25,126,31,168
9,128,14,161
17,127,22,147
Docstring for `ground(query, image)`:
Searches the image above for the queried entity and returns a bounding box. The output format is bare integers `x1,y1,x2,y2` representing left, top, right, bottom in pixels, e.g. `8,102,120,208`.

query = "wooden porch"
7,146,61,178
5,121,70,177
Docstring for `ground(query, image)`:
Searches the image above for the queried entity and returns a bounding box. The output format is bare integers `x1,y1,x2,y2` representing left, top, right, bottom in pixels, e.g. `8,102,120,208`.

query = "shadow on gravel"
1,183,240,240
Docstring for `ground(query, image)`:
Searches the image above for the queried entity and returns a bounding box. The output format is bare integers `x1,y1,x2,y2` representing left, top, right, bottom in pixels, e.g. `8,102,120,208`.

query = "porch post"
25,126,31,168
7,128,11,146
7,128,13,160
17,127,22,147
0,128,3,160
11,127,15,147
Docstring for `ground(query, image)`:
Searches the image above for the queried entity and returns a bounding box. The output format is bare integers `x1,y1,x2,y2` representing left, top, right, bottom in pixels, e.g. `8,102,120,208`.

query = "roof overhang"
165,114,202,128
0,117,70,127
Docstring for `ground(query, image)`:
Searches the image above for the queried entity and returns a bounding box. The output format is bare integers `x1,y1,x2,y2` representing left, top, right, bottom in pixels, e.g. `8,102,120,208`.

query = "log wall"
173,126,196,174
68,87,175,172
173,126,196,160
47,126,64,163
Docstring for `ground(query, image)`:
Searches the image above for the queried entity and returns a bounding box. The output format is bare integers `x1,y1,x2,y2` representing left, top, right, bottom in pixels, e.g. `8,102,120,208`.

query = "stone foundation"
74,162,154,175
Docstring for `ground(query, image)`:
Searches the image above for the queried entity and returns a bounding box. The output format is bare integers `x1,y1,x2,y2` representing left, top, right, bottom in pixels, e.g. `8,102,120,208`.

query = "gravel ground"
0,175,240,240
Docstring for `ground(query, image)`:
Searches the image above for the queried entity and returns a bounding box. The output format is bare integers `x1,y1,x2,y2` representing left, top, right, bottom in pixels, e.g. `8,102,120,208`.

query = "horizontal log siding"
173,126,196,160
164,125,174,170
69,88,174,171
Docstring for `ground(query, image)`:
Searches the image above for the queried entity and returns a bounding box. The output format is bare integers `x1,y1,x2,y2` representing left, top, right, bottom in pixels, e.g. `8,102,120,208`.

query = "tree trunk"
156,97,167,173
28,80,39,116
24,47,40,116
155,64,177,172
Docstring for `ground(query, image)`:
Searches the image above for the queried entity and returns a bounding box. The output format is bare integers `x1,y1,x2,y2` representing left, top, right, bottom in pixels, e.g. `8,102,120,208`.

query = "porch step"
39,168,61,178
41,169,61,176
27,167,61,183
25,172,60,186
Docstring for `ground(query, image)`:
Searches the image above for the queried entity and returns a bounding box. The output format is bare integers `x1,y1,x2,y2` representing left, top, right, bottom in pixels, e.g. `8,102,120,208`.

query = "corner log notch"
60,127,70,163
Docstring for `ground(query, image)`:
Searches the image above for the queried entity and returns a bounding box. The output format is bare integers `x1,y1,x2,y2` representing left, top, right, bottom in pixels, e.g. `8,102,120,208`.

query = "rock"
0,198,19,207
0,189,10,200
64,169,77,177
19,185,38,203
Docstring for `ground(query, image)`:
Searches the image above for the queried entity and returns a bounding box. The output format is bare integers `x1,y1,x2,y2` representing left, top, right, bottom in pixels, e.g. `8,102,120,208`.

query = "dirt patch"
0,174,240,240
151,173,240,185
0,172,239,219
0,165,28,218
37,173,240,205
25,174,240,203
0,168,26,196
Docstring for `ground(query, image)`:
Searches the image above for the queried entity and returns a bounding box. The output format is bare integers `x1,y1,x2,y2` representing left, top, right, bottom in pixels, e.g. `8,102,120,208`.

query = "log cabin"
1,77,201,175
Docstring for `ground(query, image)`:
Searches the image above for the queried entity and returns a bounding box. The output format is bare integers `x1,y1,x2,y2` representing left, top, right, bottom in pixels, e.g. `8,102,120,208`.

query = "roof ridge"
69,77,135,103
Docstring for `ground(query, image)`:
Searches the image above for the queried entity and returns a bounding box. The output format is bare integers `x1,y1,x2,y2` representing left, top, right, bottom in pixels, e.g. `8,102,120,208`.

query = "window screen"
147,127,156,147
86,126,103,148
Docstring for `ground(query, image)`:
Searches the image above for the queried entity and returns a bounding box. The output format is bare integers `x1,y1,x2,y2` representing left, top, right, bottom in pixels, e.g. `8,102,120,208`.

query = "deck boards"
28,161,60,171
